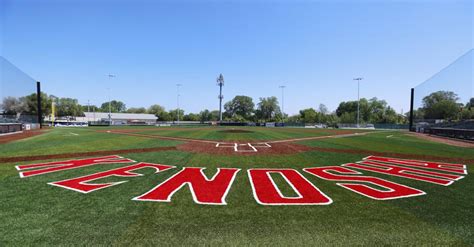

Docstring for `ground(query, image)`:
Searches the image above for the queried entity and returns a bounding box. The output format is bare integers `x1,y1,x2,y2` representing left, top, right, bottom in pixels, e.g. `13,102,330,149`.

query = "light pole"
353,77,363,128
216,74,224,123
106,87,111,124
279,85,286,121
87,100,90,123
176,84,182,125
107,74,116,125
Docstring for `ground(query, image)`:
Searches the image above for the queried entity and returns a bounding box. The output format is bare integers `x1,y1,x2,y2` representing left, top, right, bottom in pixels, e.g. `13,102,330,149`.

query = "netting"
413,49,473,129
0,56,39,124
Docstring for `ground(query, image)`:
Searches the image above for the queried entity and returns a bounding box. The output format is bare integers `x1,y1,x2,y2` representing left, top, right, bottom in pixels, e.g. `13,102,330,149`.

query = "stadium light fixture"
353,77,363,128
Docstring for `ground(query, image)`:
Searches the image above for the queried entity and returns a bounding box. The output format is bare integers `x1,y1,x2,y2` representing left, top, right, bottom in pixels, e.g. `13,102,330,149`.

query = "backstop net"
411,49,473,140
0,56,40,133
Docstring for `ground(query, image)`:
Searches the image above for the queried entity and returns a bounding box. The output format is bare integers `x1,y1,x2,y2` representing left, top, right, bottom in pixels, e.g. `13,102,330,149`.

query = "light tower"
353,77,363,128
107,74,116,125
176,84,182,125
217,74,224,123
279,85,286,121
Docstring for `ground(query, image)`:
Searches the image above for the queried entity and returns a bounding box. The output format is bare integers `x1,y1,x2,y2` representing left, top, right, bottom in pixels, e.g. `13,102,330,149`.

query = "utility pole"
217,74,224,123
107,74,116,125
279,85,286,121
353,77,363,128
176,84,182,125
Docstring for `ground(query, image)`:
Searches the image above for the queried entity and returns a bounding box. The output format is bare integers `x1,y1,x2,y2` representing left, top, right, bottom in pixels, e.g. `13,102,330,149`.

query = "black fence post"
409,88,414,132
37,81,43,128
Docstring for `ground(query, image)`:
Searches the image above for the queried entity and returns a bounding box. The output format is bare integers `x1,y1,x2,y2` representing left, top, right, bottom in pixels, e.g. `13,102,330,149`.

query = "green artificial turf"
0,126,472,246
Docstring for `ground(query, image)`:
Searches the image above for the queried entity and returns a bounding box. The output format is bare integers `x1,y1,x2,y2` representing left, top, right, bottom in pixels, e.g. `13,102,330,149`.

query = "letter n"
133,167,240,205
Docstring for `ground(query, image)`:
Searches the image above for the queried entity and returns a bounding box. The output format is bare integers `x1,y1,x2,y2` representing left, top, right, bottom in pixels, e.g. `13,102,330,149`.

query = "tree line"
413,91,474,121
2,90,471,124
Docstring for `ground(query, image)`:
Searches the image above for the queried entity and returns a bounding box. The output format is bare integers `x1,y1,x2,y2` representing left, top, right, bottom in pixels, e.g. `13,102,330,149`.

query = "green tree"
147,104,171,121
256,96,280,121
56,98,83,117
287,114,302,123
126,107,147,113
169,109,185,121
80,105,100,112
210,110,220,121
100,100,126,113
224,95,255,121
299,108,318,123
183,113,200,121
20,92,52,117
336,101,358,117
325,113,340,127
339,112,356,124
421,91,460,120
336,97,402,124
199,109,212,123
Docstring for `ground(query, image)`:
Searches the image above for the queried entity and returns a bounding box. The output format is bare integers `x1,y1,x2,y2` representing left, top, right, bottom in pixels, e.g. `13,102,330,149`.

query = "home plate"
216,142,271,152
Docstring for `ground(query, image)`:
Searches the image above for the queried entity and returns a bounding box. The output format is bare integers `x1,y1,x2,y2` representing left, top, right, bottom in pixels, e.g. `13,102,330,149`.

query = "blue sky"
1,0,472,115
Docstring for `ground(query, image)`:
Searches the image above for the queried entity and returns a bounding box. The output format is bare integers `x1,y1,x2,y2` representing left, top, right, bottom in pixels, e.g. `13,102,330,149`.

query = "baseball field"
1,126,473,246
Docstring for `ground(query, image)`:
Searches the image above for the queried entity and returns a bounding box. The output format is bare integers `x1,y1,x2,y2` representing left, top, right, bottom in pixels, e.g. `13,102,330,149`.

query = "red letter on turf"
16,156,135,178
49,162,174,193
304,166,425,200
364,156,467,175
248,169,332,205
343,160,464,186
133,167,240,205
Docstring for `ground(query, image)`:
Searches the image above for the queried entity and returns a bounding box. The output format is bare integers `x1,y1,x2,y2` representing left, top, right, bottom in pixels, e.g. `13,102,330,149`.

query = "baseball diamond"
1,1,473,246
1,126,473,246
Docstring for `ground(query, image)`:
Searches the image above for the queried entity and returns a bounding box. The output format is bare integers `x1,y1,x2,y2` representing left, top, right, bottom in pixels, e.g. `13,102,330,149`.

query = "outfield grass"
0,127,472,246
